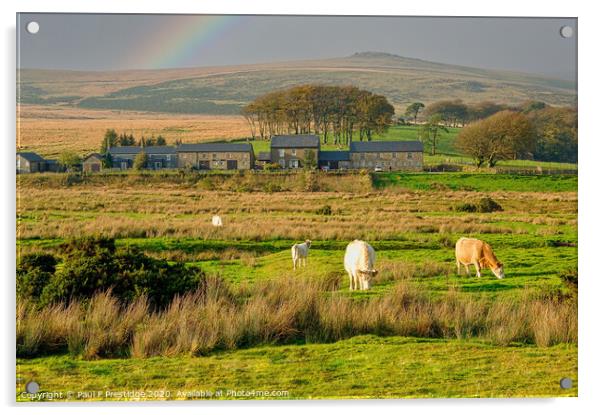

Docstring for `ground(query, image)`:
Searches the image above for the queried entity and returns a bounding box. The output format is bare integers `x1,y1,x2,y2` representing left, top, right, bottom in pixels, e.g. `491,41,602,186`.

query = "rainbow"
127,15,244,69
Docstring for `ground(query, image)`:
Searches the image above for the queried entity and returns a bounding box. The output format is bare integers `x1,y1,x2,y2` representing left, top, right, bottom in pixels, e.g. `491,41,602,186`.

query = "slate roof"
350,140,423,153
318,151,350,162
177,143,253,152
257,152,271,161
108,146,176,155
17,152,45,162
271,135,320,148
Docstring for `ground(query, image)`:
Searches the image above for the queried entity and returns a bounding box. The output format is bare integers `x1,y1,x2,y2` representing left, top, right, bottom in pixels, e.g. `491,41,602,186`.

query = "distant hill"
18,52,576,115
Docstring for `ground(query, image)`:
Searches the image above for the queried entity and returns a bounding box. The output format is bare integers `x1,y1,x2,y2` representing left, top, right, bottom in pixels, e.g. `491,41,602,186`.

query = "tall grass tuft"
17,278,577,359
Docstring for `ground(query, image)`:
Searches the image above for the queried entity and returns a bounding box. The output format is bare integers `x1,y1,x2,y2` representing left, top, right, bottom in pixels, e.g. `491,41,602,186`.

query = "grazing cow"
291,240,312,270
212,215,223,227
455,237,504,279
344,240,377,290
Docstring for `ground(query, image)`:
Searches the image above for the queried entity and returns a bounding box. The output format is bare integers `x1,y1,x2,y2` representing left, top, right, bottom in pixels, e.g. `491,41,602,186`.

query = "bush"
559,268,578,289
477,197,503,213
315,205,333,215
17,253,57,299
455,202,477,213
454,197,502,213
263,163,281,171
22,237,204,308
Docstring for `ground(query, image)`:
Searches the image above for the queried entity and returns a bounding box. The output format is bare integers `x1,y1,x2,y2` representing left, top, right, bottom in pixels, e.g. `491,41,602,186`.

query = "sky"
17,14,577,80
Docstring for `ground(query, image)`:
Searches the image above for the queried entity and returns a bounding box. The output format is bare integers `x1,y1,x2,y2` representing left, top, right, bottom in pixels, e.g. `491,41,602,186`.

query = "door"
199,160,210,170
91,164,100,172
227,160,238,170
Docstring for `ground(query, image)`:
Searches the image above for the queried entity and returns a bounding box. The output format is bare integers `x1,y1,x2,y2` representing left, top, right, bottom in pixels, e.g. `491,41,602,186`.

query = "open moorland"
17,171,577,400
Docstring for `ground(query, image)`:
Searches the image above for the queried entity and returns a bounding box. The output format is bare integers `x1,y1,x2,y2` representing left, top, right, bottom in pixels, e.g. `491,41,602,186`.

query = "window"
279,159,286,168
407,152,413,160
212,153,217,160
278,149,285,157
166,155,171,161
392,152,396,158
291,149,297,156
289,159,299,168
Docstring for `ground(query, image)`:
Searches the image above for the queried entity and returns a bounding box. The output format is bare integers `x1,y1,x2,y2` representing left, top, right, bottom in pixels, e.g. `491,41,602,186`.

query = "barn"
82,153,104,173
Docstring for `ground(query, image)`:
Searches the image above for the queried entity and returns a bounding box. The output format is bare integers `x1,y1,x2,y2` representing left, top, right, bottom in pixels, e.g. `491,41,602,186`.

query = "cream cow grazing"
455,237,504,279
291,240,312,270
211,215,223,227
344,240,378,291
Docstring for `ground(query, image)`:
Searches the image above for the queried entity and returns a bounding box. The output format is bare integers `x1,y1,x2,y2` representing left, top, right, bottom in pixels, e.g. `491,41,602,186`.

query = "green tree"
405,102,425,124
418,114,449,156
304,149,317,169
58,151,82,172
456,110,536,167
156,135,167,146
425,99,468,127
133,151,148,170
100,129,118,154
102,153,113,168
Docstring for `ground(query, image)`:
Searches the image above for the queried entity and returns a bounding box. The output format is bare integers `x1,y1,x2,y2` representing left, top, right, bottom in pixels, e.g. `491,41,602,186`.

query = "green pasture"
17,335,577,401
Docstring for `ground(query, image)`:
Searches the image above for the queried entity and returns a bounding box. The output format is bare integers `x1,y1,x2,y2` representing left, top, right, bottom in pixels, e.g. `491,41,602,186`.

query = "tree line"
403,99,576,166
456,105,577,167
241,85,395,145
99,129,174,154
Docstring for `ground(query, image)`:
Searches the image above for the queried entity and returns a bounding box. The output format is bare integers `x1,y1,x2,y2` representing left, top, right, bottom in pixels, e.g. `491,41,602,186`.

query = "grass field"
16,169,578,400
17,336,577,401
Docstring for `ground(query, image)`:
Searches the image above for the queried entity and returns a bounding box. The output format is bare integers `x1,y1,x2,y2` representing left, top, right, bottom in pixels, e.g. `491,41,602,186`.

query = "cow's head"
492,263,505,279
361,269,378,289
305,240,312,248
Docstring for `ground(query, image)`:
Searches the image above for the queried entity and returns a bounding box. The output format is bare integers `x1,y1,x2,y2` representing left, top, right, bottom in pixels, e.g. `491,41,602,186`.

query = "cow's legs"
474,262,481,278
464,264,470,276
456,259,461,275
292,256,297,270
348,272,354,291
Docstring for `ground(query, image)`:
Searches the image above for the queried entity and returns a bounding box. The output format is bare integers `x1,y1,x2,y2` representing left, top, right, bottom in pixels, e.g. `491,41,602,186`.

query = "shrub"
25,237,205,308
133,151,148,170
315,205,333,215
17,253,57,299
477,197,503,213
559,268,578,289
455,202,477,212
454,198,503,213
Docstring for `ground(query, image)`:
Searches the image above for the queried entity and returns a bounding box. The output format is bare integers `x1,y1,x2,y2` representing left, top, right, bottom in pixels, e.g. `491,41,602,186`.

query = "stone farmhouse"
177,143,254,170
348,141,423,170
270,135,320,169
17,135,423,173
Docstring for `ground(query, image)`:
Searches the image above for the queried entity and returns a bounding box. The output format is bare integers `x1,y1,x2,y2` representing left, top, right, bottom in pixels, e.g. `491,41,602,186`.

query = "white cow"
212,215,223,227
291,240,312,270
344,240,377,290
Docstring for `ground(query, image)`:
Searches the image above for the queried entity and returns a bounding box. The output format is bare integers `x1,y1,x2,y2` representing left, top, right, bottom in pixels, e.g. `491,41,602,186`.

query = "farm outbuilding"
16,152,59,174
108,146,177,170
318,151,350,170
82,153,104,173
